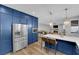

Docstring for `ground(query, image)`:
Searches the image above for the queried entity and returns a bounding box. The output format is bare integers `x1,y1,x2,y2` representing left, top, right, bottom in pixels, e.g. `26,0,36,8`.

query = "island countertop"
42,34,79,48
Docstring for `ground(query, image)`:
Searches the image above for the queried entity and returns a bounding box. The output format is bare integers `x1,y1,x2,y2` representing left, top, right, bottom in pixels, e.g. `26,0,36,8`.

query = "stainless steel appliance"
12,24,28,52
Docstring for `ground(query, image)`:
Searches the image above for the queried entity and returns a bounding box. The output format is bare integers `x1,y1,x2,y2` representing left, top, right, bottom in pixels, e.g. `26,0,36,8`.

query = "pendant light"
49,10,53,26
49,10,53,32
64,8,70,25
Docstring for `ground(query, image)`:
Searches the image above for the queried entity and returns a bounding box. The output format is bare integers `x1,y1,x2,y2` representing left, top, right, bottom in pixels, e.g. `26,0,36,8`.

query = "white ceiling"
4,4,79,25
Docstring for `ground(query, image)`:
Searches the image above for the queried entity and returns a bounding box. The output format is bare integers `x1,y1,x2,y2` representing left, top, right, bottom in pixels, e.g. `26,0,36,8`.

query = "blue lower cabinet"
32,33,38,43
45,39,77,55
28,27,33,44
57,40,76,55
0,13,12,54
0,41,12,54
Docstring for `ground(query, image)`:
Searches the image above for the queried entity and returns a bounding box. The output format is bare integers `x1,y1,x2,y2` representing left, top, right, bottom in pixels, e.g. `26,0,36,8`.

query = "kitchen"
0,4,79,55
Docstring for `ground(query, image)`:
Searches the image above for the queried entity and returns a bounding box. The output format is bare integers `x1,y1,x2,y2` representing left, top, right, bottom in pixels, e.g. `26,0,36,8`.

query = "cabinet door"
28,17,33,44
20,16,26,24
13,10,26,24
0,13,12,54
13,16,27,24
57,40,76,55
32,17,38,43
13,16,21,24
0,13,1,52
0,5,13,15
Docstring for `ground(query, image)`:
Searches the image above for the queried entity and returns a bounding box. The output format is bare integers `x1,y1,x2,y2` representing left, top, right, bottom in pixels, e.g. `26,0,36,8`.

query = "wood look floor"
10,38,64,55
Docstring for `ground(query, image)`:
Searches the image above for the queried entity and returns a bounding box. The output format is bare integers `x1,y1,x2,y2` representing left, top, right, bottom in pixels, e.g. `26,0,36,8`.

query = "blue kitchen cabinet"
13,9,23,17
57,40,77,55
20,16,27,24
0,5,38,54
13,10,21,24
45,39,77,55
0,5,13,15
13,16,26,24
28,16,38,44
0,13,1,52
13,10,27,24
32,17,38,43
45,42,56,49
20,17,26,24
0,13,12,54
28,16,33,44
76,48,79,55
13,16,21,24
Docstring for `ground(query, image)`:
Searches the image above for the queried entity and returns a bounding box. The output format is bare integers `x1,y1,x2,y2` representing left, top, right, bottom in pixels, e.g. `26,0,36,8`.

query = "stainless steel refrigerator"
12,24,28,52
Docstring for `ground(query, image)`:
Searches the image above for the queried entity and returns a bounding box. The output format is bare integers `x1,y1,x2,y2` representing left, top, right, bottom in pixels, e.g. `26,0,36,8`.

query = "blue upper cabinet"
13,16,21,24
13,9,23,17
0,5,13,15
33,17,38,28
0,13,12,55
13,9,27,24
13,10,21,24
20,15,26,24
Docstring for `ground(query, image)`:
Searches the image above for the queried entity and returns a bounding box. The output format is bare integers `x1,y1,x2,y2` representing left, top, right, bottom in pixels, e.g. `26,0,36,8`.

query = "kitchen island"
42,34,79,55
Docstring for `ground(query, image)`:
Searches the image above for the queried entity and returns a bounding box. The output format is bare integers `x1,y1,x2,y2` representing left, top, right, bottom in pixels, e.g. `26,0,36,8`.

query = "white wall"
38,23,50,32
38,18,79,37
38,19,64,34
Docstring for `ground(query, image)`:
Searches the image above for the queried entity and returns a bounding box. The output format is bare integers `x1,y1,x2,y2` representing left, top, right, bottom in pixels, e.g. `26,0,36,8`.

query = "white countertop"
42,34,79,48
